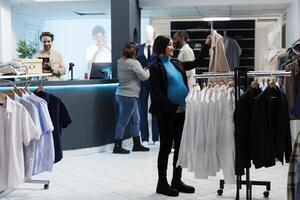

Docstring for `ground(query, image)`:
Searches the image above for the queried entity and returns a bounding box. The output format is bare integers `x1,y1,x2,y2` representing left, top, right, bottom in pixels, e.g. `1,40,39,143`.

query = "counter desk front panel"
0,79,130,150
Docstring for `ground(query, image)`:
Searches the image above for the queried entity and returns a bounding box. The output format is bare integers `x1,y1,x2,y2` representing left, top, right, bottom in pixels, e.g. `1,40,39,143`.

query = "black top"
149,43,209,115
235,86,292,175
234,87,261,175
35,91,72,163
250,86,291,169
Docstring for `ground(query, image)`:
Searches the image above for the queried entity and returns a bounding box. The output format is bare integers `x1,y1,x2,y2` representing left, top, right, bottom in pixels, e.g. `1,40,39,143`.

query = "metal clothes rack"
194,69,291,200
0,74,52,198
233,68,292,200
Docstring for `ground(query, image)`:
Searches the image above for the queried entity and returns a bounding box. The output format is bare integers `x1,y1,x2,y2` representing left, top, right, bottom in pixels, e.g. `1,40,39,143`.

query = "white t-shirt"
177,44,195,89
86,44,112,65
0,97,40,191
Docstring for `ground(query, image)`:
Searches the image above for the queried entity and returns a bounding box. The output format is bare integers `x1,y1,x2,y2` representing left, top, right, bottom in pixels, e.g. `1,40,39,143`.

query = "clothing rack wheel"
217,179,225,196
25,179,50,190
44,183,49,190
263,191,269,198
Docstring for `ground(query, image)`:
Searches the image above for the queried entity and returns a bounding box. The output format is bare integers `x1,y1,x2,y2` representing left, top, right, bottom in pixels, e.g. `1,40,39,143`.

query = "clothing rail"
247,70,291,77
0,73,52,80
194,72,235,79
0,79,44,87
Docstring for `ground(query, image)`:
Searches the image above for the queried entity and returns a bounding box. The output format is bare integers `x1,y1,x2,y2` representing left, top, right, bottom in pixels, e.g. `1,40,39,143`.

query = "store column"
111,0,141,78
0,0,13,61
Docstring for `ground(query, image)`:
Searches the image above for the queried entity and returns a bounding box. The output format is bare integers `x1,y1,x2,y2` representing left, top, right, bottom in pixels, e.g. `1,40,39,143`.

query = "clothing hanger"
226,80,235,88
192,83,199,88
269,79,277,90
0,92,7,106
6,90,15,99
36,81,45,93
251,79,259,89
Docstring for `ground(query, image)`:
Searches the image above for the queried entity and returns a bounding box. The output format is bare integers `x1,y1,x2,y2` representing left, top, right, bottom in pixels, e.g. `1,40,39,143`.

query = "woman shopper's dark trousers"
157,112,185,181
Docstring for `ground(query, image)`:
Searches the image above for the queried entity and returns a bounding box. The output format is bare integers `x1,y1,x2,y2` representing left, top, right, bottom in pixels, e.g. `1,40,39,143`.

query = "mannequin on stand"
137,25,160,145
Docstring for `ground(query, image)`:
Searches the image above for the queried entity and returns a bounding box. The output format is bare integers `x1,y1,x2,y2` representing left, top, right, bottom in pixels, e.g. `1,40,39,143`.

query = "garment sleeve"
52,53,66,76
131,60,150,81
60,100,72,129
21,106,40,146
180,43,209,71
150,63,178,113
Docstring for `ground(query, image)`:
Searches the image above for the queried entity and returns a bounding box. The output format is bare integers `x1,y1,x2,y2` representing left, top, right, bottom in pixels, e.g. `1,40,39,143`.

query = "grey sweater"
116,57,150,97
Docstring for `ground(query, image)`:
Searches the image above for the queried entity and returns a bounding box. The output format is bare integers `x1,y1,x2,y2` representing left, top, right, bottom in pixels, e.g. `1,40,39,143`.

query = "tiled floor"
0,145,289,200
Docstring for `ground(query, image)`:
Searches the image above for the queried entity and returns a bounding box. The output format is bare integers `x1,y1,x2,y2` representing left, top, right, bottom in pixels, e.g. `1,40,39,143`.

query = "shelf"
241,48,255,50
172,28,255,32
240,57,255,59
234,38,255,41
190,39,206,42
0,73,52,80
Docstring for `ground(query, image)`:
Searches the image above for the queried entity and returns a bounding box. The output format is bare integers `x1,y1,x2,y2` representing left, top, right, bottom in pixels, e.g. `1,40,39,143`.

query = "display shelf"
170,20,255,73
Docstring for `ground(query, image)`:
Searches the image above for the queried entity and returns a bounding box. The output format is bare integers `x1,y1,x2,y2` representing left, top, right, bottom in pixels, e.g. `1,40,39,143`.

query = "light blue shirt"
14,94,41,180
160,55,189,108
22,94,54,175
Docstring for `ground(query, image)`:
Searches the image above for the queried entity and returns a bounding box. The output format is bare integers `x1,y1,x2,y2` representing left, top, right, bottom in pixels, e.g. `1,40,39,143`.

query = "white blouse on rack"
0,96,40,191
177,84,236,184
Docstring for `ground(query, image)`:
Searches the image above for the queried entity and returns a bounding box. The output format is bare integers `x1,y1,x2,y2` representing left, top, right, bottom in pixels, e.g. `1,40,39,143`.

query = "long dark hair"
153,35,171,55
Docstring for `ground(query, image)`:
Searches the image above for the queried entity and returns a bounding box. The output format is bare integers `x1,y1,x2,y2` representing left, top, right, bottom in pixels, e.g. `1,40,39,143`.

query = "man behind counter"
35,32,66,81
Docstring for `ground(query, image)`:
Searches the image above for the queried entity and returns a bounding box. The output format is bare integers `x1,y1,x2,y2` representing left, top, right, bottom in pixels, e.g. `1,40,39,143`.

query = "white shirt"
143,41,153,60
86,43,112,65
177,44,195,89
0,96,40,191
23,93,55,175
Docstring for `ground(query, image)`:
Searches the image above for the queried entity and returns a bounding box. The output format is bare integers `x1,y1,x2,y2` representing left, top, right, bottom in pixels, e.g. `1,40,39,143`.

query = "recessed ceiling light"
203,17,231,21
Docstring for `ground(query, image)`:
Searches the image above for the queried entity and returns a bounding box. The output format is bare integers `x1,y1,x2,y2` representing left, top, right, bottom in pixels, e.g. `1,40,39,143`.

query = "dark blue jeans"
138,84,159,142
115,95,140,140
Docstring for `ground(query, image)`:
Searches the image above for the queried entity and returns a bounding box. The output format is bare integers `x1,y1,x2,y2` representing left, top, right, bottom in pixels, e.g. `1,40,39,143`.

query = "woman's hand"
205,35,212,46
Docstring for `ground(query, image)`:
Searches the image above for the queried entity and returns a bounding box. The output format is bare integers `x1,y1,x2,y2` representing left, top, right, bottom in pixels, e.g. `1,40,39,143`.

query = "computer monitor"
90,62,112,79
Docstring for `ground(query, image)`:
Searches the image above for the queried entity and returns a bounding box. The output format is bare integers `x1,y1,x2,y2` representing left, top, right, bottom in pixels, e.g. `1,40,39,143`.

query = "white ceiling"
9,0,293,19
10,0,111,19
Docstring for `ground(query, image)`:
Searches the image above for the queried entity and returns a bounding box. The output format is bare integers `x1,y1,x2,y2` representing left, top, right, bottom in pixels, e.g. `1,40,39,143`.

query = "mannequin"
137,25,160,145
263,30,286,71
266,31,280,61
145,25,154,44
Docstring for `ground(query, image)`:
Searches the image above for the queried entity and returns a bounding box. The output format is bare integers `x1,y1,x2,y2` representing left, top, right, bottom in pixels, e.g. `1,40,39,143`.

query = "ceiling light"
34,0,82,2
203,17,231,21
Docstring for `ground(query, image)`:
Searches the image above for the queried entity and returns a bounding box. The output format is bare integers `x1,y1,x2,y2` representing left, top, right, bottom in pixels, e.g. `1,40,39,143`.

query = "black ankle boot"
156,179,179,197
132,136,150,151
171,167,195,193
171,179,195,193
113,139,130,154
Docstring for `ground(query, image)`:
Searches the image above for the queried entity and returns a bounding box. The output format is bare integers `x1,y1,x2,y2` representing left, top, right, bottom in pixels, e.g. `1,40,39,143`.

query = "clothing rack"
0,75,52,198
234,68,292,200
193,69,291,199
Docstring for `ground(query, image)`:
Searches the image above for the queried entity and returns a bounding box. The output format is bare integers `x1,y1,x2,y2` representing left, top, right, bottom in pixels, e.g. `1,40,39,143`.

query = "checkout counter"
0,78,131,151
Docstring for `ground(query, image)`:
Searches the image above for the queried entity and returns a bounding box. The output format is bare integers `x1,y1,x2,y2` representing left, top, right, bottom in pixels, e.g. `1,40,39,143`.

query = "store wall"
286,0,300,47
11,13,43,59
0,0,13,62
44,18,111,80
